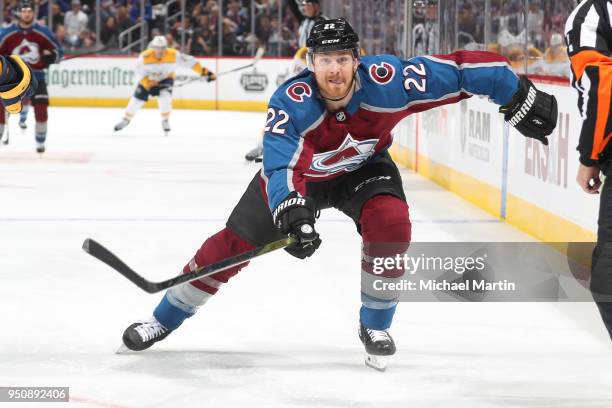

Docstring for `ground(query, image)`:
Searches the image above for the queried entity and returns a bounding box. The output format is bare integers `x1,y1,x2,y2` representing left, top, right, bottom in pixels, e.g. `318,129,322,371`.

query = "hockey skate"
358,321,396,371
118,316,172,353
161,119,170,136
36,142,45,154
244,145,263,162
18,119,27,130
114,118,130,132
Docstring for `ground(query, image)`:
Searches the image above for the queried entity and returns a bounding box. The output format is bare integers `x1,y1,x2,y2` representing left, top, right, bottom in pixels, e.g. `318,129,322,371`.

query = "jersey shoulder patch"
0,24,19,42
33,24,55,38
269,73,324,136
361,55,401,85
358,55,409,109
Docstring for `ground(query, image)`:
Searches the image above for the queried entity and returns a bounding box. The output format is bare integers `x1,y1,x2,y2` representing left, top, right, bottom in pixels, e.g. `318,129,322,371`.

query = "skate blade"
364,353,388,372
116,343,131,354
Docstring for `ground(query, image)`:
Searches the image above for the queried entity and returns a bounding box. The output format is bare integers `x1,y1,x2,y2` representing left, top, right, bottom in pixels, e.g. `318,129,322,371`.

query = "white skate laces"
134,319,168,342
366,328,391,343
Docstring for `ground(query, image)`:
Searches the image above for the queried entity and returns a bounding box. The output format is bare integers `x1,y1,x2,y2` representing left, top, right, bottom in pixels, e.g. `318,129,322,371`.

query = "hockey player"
565,0,612,340
120,19,557,370
0,54,37,114
113,35,216,136
0,0,63,153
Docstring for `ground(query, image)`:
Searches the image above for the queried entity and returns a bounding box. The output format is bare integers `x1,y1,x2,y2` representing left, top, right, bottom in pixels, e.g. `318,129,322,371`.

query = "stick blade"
82,237,92,253
82,238,160,294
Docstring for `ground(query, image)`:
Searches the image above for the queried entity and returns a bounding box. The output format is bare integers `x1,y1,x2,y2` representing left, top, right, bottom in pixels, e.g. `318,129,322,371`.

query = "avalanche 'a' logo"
369,62,395,85
306,134,378,177
13,39,40,64
286,82,312,102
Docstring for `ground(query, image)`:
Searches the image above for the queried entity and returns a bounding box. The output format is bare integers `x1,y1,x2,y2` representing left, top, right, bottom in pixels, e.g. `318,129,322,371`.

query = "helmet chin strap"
319,73,356,102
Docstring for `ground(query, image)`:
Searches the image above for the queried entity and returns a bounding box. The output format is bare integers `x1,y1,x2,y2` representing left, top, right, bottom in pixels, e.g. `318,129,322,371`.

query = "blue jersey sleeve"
262,105,309,211
36,25,64,61
398,51,519,107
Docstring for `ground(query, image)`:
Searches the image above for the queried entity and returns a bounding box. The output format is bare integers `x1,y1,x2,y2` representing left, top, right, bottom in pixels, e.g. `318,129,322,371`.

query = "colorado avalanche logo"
306,135,378,177
286,82,312,102
369,63,395,85
13,39,40,64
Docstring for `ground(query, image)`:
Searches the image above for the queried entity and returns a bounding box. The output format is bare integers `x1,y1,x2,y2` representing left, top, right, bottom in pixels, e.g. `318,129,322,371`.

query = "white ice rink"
1,107,611,407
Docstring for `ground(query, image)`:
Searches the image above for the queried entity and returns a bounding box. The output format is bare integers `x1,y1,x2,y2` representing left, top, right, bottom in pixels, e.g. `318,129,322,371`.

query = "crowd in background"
453,0,574,76
0,0,575,77
1,0,302,56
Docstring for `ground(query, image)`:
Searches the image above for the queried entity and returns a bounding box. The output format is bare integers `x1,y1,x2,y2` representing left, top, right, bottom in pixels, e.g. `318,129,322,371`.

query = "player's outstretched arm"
0,55,37,114
400,51,557,144
178,51,216,82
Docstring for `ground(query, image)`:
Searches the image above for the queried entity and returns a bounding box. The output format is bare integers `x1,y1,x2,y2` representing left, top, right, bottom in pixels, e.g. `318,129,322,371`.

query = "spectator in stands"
101,15,119,49
226,0,248,35
188,14,213,55
171,18,194,52
544,33,567,63
543,32,568,76
457,3,482,48
165,32,179,49
99,0,116,27
129,0,152,24
255,12,272,48
64,0,88,47
38,0,69,23
50,2,65,32
190,2,203,20
527,0,544,49
54,24,69,47
203,15,238,56
115,6,133,33
79,29,96,49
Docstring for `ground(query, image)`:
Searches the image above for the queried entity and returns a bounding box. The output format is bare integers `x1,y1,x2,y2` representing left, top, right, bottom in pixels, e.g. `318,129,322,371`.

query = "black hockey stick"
174,47,265,88
216,47,265,75
61,45,108,62
82,235,296,294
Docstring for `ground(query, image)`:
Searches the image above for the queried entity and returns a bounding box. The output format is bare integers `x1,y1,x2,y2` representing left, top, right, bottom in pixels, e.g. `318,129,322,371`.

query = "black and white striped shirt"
565,0,612,166
287,0,327,48
565,0,612,55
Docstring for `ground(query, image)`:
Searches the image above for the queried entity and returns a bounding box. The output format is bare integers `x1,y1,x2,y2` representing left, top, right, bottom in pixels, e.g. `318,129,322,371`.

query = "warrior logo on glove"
500,76,558,145
273,192,321,259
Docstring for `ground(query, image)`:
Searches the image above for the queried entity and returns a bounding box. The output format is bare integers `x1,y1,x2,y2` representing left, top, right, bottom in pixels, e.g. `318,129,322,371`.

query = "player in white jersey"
113,35,216,135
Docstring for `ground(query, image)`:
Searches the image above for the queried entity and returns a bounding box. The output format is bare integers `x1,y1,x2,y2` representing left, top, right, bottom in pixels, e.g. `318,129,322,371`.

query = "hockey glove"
202,70,217,82
499,76,557,145
0,55,37,114
273,192,321,259
41,49,58,65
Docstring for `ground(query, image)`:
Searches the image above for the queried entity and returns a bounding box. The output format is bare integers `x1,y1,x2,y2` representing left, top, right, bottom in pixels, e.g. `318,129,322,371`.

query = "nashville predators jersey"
136,48,206,84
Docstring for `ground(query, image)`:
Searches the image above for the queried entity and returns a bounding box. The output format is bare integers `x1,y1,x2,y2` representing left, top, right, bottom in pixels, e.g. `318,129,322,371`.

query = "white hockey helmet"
150,35,168,49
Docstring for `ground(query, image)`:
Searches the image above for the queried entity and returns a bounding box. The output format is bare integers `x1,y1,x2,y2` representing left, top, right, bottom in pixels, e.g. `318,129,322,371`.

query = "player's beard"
318,73,356,102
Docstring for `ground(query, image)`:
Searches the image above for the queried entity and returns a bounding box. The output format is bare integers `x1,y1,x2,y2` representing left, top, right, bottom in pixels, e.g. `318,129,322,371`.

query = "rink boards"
47,56,293,111
47,57,598,241
391,80,598,242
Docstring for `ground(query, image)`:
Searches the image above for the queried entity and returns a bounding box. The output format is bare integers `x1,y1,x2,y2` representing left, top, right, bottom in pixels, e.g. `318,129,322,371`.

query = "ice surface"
0,107,610,407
